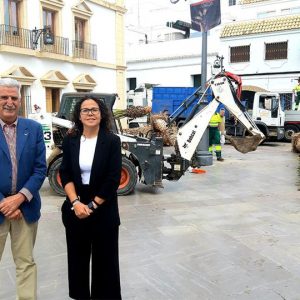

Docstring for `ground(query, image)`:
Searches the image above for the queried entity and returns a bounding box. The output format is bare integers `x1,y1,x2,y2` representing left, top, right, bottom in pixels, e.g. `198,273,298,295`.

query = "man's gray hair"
0,78,21,97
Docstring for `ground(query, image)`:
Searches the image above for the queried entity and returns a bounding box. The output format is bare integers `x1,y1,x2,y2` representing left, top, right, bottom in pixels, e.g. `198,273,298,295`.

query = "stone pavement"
0,142,299,300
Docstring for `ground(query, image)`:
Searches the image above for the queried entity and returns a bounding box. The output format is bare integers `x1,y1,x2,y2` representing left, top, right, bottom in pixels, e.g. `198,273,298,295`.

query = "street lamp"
32,26,54,49
213,55,224,71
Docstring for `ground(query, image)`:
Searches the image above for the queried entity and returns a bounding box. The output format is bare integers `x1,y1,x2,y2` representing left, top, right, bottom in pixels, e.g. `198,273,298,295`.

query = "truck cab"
226,90,285,141
127,84,155,128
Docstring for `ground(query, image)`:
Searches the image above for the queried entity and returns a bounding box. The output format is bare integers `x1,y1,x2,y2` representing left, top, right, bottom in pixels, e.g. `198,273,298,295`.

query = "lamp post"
32,26,54,50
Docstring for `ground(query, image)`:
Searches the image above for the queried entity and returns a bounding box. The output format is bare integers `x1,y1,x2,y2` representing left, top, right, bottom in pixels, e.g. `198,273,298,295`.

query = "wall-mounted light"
32,26,54,50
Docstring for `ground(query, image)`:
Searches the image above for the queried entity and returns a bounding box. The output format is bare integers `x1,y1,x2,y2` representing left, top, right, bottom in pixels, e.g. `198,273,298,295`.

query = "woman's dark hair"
69,96,112,136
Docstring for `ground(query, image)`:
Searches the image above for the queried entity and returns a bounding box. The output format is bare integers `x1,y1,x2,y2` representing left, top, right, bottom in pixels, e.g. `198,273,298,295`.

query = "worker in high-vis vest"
209,108,225,161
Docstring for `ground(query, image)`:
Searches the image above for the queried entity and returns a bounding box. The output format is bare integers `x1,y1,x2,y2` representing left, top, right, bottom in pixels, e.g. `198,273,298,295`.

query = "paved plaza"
0,142,300,300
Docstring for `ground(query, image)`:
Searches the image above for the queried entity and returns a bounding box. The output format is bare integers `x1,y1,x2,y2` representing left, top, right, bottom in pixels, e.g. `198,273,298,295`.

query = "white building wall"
89,3,117,64
125,0,300,94
126,34,219,89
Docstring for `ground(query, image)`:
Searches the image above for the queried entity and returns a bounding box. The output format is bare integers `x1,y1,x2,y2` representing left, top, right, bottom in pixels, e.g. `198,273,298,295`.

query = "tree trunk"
292,133,300,153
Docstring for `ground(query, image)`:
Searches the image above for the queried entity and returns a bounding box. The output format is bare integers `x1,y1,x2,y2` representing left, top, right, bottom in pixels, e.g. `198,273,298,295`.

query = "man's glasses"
0,96,19,102
80,108,100,115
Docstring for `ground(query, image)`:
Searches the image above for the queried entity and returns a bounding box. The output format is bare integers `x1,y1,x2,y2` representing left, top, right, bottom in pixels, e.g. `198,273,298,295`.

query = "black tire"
284,125,298,142
118,157,137,196
48,156,65,196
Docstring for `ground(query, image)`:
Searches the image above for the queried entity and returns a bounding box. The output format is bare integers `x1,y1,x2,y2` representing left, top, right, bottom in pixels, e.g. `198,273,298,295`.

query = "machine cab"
242,91,284,127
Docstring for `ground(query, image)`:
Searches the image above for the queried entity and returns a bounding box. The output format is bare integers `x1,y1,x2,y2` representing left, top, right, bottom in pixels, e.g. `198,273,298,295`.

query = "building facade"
125,0,300,106
221,0,300,106
0,0,127,117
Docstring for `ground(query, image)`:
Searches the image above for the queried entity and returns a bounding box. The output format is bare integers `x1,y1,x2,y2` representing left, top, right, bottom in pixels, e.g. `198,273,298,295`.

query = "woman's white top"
79,135,97,184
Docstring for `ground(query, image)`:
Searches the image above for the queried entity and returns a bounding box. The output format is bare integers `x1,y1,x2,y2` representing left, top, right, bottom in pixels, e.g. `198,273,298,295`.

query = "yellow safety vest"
209,113,222,127
294,84,300,94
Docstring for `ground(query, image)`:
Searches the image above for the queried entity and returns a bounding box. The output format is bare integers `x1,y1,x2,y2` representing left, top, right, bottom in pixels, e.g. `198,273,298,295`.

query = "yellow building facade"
0,0,127,116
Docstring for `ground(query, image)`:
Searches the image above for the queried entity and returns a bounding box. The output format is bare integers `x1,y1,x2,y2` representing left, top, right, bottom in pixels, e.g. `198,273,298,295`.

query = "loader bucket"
226,134,264,154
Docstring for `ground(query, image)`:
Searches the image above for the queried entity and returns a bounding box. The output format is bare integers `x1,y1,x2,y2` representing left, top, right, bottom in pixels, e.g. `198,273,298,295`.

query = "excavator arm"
176,75,265,161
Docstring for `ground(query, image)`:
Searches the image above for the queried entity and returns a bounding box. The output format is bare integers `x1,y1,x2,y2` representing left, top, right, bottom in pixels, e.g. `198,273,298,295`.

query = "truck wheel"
284,125,298,142
48,157,65,196
118,157,137,196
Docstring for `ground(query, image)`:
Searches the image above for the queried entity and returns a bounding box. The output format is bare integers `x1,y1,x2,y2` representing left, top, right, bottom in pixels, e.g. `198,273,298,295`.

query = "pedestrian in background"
292,77,300,110
0,78,47,300
59,96,122,299
209,107,225,161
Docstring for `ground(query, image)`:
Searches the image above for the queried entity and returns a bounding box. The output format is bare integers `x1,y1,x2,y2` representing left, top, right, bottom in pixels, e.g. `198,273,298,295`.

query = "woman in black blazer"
59,96,122,300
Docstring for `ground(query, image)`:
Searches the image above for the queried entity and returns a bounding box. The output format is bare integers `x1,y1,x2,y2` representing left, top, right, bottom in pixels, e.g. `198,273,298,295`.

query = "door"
254,94,282,127
46,88,60,113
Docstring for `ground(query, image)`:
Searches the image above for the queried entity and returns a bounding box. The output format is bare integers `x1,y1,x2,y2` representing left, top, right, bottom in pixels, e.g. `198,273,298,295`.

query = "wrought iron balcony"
0,24,32,49
72,40,97,60
0,24,69,56
40,32,69,56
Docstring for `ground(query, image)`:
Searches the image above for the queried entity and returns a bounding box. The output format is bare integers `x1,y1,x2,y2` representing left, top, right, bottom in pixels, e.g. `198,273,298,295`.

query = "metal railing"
40,32,69,56
72,40,97,60
0,24,69,55
230,45,250,63
265,41,288,60
0,24,32,49
0,24,98,60
280,93,293,111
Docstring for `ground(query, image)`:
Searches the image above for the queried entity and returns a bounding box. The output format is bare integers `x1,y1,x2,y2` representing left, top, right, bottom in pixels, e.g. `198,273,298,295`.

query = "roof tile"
221,15,300,38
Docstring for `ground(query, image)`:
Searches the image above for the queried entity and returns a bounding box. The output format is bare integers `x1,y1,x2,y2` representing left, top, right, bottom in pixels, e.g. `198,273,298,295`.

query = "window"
229,0,236,6
128,78,137,90
280,93,293,110
192,74,201,88
230,45,250,63
257,10,275,19
43,9,55,34
4,0,19,28
75,18,85,48
265,41,287,60
281,7,300,15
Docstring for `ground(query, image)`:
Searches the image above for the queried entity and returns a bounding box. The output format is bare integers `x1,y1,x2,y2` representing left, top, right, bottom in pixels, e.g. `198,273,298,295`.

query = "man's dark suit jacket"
0,118,47,224
59,128,122,227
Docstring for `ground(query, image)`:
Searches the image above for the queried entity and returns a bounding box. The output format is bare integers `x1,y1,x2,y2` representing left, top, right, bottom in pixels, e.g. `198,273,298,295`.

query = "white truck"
127,83,156,128
229,87,300,142
282,109,300,142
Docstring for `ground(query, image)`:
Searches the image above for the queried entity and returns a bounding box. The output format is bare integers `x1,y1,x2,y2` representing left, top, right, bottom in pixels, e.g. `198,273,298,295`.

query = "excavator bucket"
226,134,264,154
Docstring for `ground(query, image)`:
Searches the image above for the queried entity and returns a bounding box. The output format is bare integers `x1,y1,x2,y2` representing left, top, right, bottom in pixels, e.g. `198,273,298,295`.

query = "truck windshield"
58,96,106,120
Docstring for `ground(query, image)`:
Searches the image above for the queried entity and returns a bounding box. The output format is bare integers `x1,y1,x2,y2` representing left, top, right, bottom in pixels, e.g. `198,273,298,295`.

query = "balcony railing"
72,40,97,60
40,32,69,56
0,24,69,55
0,24,32,49
0,25,97,60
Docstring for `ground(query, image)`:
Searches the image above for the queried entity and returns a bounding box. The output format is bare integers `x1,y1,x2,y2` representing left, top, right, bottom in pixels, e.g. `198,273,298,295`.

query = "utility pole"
201,31,208,92
170,0,213,168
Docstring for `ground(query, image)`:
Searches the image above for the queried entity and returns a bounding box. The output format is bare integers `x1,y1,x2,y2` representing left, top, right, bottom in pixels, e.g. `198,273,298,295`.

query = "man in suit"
0,78,46,300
